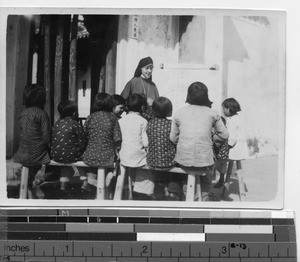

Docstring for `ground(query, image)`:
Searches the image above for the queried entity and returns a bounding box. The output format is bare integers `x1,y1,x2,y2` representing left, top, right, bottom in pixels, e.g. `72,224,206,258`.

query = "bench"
114,162,247,202
19,161,204,201
113,165,204,202
18,160,246,201
19,161,114,200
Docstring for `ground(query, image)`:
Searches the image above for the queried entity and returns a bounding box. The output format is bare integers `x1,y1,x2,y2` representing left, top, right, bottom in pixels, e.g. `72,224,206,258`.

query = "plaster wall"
115,14,224,115
225,17,283,155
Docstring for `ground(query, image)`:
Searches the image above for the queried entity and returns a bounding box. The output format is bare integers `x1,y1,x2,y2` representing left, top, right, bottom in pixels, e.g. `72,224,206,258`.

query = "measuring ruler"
0,209,297,261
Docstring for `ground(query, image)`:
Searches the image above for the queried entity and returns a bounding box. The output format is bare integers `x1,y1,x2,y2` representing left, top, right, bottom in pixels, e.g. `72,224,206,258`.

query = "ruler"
0,209,297,261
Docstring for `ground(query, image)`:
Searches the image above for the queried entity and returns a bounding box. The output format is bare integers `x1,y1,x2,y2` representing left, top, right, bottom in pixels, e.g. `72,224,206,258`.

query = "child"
170,82,229,201
13,84,51,195
146,97,178,200
105,94,126,198
118,94,154,200
111,94,126,118
51,100,87,191
217,98,248,193
213,116,230,188
82,93,122,191
121,56,159,120
146,97,176,168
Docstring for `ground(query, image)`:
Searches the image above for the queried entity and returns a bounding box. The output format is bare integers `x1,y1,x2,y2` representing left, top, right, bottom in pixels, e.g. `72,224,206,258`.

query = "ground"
241,156,278,202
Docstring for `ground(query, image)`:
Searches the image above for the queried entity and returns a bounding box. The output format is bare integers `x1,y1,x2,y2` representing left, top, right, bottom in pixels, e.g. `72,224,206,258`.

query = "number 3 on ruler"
222,246,227,254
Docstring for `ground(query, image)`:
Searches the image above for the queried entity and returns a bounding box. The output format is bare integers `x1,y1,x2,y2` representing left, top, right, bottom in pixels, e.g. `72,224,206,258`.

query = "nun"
121,56,159,110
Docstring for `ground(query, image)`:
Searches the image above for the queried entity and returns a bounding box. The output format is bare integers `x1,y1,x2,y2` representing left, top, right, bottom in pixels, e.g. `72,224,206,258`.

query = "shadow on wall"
224,16,249,63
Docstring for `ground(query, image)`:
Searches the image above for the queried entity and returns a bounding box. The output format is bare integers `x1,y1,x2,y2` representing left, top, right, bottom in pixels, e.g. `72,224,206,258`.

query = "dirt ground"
239,155,279,202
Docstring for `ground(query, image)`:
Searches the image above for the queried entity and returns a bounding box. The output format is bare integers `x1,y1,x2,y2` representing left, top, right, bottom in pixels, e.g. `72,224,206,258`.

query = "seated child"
146,97,178,200
146,97,176,168
105,94,126,198
170,82,228,201
51,100,87,191
111,94,126,118
83,93,122,191
13,84,51,197
119,94,154,200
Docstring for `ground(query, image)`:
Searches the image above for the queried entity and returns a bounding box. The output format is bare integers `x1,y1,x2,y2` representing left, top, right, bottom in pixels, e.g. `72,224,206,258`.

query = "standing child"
82,93,122,191
13,84,51,196
216,98,248,197
213,116,230,188
170,82,229,201
51,100,87,191
118,94,154,200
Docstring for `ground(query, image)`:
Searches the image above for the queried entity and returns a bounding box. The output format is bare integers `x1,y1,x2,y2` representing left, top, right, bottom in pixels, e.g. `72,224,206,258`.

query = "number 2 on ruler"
142,245,148,254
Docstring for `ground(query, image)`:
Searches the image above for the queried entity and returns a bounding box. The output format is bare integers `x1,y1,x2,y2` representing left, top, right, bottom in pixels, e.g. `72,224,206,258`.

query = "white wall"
115,14,224,115
77,65,92,117
225,17,284,155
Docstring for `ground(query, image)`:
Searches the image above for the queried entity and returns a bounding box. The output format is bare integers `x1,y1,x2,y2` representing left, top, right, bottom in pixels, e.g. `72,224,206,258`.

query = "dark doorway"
77,15,119,114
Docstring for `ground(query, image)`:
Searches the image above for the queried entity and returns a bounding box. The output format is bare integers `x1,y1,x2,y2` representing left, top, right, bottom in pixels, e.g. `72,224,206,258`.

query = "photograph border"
0,6,286,210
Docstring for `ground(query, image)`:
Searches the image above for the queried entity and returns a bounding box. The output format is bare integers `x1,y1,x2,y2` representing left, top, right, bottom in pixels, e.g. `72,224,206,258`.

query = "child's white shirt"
119,112,154,195
119,112,148,167
227,112,248,160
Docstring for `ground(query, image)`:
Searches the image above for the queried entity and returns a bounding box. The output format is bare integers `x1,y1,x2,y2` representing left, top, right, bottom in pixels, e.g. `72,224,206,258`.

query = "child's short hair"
91,93,113,113
111,94,126,107
23,84,46,109
185,81,212,107
152,97,173,117
127,93,147,113
57,100,78,118
222,98,241,115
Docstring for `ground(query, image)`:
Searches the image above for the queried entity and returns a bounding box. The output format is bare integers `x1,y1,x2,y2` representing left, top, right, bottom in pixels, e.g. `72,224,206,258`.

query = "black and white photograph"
2,8,285,208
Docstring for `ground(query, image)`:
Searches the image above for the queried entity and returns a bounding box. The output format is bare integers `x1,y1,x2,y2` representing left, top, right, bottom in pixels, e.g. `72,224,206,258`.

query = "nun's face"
141,64,153,79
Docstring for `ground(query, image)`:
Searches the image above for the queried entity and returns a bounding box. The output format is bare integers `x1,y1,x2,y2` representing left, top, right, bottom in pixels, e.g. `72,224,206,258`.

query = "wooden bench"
19,161,114,200
18,160,246,201
113,165,205,202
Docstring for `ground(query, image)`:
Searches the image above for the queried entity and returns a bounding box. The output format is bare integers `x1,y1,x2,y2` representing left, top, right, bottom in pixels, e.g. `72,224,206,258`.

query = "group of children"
13,80,247,201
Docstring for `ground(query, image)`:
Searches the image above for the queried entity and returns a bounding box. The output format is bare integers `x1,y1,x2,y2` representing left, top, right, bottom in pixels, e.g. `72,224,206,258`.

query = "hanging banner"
131,15,139,39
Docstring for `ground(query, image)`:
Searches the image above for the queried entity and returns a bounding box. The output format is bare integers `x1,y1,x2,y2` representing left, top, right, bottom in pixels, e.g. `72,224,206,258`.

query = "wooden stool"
114,165,134,200
19,166,29,199
225,160,247,201
185,174,204,201
19,161,109,199
95,168,106,200
113,165,200,202
19,165,46,199
235,161,246,201
49,161,108,200
184,166,216,202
